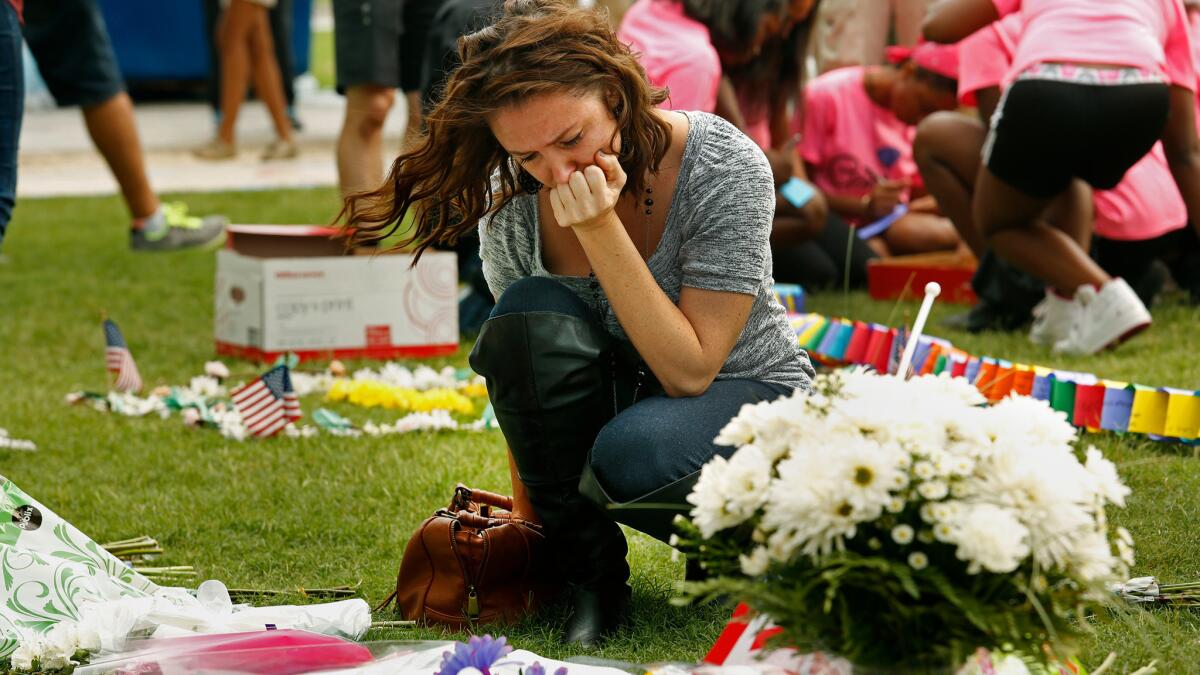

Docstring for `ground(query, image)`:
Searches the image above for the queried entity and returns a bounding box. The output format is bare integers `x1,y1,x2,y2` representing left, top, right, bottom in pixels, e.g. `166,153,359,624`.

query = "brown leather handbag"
377,484,560,627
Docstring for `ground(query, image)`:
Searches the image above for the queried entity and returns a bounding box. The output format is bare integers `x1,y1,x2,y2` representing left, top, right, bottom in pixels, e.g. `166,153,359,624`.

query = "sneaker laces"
1074,284,1098,307
161,202,204,230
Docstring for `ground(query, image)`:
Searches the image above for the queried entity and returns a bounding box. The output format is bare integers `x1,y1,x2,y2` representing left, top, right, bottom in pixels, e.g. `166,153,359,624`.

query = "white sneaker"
1053,278,1151,355
1028,291,1079,347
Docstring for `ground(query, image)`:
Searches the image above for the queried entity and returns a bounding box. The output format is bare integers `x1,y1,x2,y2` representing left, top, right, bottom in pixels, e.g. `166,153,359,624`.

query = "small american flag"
231,365,302,437
104,319,143,393
888,325,909,377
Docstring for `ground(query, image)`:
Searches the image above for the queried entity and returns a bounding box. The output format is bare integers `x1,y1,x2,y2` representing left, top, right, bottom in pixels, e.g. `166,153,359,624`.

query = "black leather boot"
959,251,1044,331
469,303,632,648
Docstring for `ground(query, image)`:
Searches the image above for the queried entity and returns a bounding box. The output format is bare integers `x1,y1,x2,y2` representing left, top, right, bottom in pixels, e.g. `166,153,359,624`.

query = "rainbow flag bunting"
788,311,1199,444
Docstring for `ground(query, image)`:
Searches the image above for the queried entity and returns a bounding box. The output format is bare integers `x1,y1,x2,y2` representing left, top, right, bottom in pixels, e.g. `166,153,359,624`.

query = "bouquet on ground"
676,370,1134,672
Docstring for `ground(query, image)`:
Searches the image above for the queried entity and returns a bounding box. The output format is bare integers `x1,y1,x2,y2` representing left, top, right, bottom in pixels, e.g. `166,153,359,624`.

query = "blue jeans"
0,0,22,249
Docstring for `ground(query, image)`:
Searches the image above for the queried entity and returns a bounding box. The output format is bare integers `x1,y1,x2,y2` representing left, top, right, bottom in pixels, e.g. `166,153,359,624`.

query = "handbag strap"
451,484,515,512
373,588,398,613
468,488,514,511
453,509,541,533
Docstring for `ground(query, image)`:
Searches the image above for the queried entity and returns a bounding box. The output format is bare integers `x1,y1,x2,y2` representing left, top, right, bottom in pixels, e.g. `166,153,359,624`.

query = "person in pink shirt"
925,0,1200,354
795,43,963,259
617,0,721,112
618,0,794,114
916,13,1200,333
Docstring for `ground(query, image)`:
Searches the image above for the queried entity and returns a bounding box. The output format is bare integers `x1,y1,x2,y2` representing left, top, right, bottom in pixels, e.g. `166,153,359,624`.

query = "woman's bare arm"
924,0,1000,43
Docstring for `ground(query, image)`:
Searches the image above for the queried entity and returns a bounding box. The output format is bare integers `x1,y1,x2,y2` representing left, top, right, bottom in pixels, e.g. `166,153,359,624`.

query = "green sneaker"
130,202,228,252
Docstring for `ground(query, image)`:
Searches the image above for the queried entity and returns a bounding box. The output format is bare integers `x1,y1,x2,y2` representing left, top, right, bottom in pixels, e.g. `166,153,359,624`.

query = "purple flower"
522,662,568,675
437,635,514,675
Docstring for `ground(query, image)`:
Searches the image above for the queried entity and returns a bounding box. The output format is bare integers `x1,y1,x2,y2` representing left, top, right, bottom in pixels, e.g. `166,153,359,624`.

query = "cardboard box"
867,251,978,305
214,225,458,362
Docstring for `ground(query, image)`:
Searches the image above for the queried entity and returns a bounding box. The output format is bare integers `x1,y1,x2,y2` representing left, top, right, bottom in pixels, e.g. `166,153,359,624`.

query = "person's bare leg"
913,112,988,256
82,92,158,219
975,167,1109,294
866,236,891,257
402,90,423,152
247,7,293,142
216,1,259,145
881,213,962,256
337,84,395,196
915,113,1095,259
1044,179,1093,251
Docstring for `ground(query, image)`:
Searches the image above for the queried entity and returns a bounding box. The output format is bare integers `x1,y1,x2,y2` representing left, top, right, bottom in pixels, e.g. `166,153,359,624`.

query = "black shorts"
334,0,445,93
983,78,1169,199
22,0,125,108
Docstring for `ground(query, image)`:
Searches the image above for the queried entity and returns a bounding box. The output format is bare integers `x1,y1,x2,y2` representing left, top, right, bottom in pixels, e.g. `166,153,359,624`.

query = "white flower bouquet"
675,370,1133,673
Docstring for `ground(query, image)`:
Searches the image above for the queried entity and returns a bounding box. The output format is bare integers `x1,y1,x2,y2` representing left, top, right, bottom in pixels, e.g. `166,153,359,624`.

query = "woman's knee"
590,420,674,502
491,276,591,318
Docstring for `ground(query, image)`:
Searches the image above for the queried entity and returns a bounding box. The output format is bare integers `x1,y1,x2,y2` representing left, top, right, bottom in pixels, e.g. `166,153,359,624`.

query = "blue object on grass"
780,177,817,209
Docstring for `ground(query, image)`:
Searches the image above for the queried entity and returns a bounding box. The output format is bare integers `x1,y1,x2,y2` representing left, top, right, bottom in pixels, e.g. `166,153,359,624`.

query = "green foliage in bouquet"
674,371,1134,673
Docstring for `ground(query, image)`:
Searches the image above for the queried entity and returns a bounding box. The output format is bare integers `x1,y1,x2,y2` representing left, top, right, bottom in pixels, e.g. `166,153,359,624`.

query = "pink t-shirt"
737,88,773,150
1093,147,1187,240
1192,10,1200,129
991,0,1196,89
618,0,721,113
958,15,1022,105
961,9,1187,241
795,67,918,220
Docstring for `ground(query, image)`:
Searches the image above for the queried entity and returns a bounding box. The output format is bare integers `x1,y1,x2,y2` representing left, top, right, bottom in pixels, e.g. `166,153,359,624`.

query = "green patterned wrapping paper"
0,476,158,657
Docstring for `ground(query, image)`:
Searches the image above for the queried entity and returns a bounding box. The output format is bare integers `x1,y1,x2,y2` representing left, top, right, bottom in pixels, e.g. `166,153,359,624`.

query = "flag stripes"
103,319,143,393
230,365,301,438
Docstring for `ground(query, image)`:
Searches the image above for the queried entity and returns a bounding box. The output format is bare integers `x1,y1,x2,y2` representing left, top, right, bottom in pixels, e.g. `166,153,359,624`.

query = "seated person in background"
719,2,876,291
622,0,860,289
796,42,965,263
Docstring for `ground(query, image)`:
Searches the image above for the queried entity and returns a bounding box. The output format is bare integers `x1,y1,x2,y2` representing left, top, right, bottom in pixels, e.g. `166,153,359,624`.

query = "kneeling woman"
342,0,814,648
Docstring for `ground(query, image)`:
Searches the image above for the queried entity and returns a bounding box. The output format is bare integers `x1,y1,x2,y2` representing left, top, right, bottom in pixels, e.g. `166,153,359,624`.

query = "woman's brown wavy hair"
337,0,672,259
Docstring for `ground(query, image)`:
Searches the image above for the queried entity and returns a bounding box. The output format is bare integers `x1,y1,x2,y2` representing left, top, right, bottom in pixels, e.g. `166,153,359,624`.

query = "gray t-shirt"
478,111,814,390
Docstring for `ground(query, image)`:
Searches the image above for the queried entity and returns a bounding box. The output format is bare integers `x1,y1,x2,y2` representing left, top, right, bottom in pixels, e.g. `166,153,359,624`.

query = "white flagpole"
896,282,941,379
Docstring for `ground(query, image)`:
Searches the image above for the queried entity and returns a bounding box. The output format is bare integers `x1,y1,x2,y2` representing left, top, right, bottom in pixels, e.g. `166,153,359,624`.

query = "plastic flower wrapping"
675,369,1133,672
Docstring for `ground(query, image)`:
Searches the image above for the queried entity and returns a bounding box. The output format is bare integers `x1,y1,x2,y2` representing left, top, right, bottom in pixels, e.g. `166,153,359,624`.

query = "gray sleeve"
478,199,530,300
678,128,776,296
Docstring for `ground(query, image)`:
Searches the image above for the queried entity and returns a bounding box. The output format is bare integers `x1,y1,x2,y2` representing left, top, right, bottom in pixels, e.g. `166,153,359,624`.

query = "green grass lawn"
1,189,1200,670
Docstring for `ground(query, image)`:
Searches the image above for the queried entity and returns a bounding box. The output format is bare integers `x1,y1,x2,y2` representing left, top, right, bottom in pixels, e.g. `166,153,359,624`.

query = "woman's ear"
605,89,623,119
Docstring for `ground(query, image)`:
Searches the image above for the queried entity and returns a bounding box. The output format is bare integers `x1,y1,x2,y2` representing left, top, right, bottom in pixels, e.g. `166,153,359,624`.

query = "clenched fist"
548,150,627,231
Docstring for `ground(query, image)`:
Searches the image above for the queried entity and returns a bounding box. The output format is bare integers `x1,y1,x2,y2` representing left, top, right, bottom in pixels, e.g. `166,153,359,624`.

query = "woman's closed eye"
514,131,583,164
